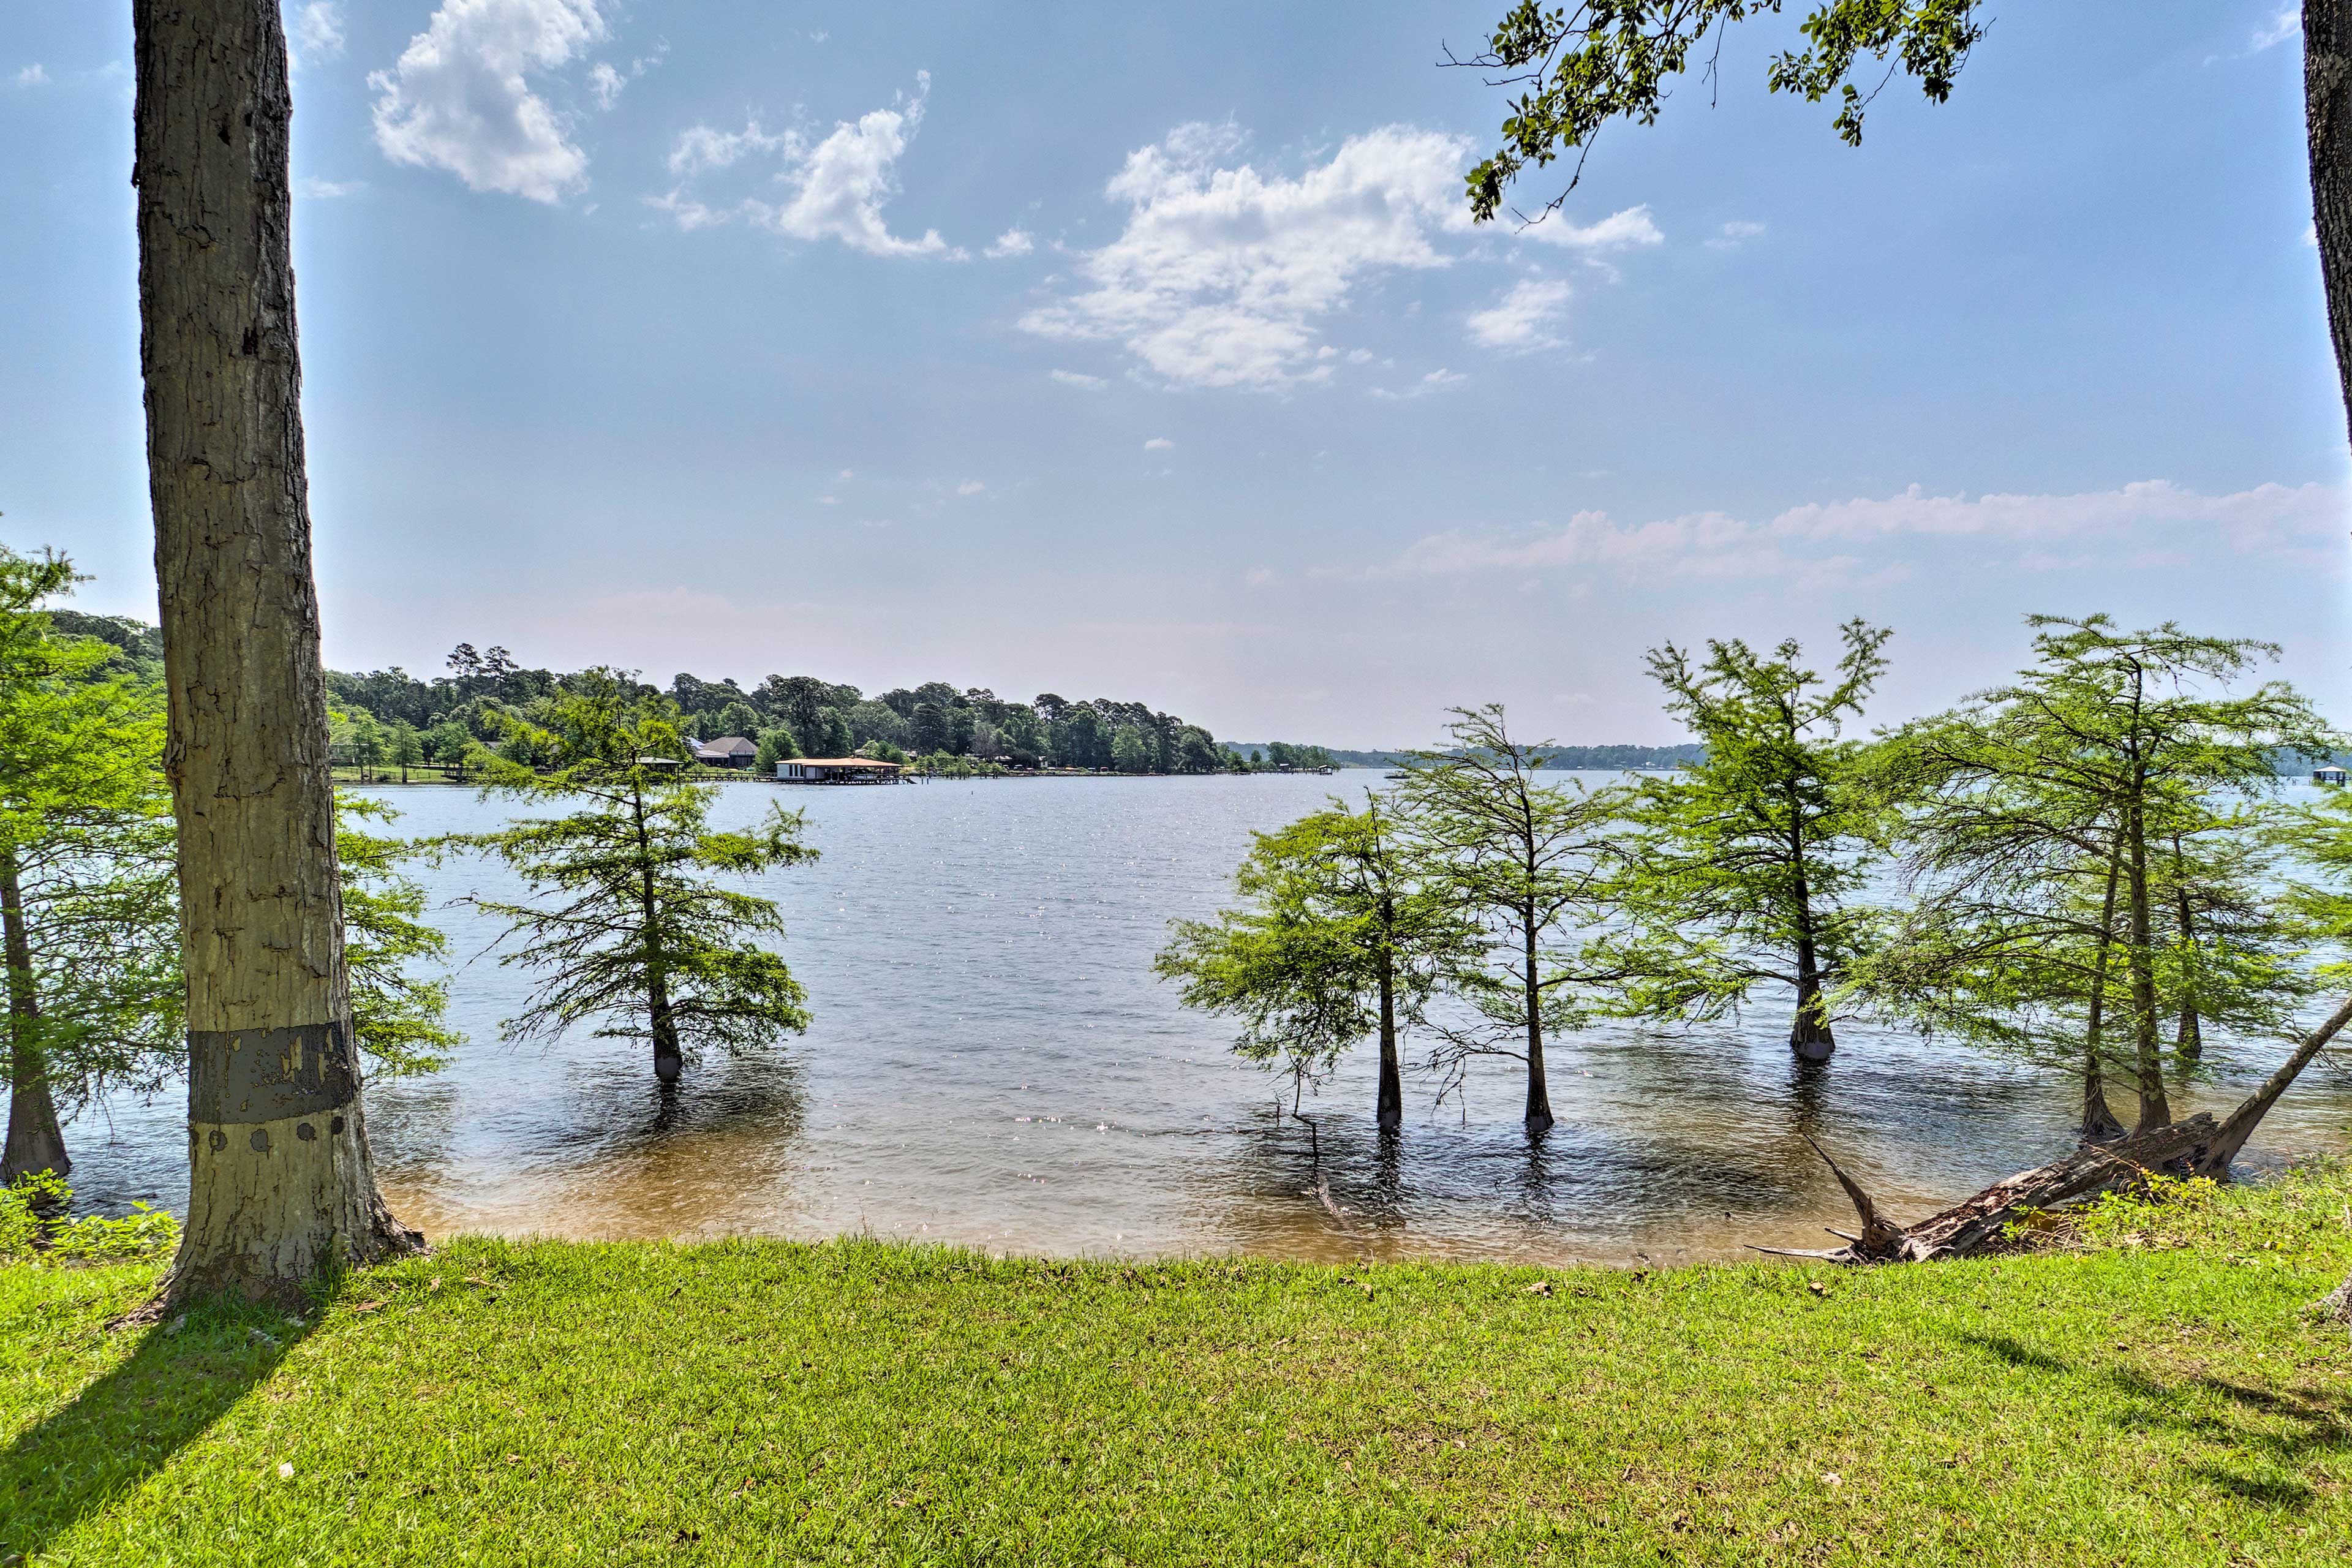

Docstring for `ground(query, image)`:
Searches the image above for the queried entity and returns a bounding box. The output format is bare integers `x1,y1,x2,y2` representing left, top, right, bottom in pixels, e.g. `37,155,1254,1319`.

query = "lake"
57,772,2352,1265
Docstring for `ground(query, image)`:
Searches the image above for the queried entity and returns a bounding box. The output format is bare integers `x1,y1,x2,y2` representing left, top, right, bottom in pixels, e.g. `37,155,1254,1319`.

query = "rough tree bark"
1,850,70,1183
134,0,417,1308
2307,0,2352,1325
2121,788,2173,1132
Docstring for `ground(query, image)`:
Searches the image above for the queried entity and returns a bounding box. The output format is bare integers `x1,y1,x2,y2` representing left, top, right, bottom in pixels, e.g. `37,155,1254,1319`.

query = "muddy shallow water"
59,773,2352,1265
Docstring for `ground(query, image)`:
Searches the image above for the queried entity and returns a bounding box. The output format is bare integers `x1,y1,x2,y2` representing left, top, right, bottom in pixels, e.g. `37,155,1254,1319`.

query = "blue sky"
2,2,2343,746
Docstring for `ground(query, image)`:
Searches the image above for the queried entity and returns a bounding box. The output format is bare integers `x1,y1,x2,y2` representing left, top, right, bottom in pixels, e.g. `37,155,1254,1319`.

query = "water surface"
61,773,2352,1265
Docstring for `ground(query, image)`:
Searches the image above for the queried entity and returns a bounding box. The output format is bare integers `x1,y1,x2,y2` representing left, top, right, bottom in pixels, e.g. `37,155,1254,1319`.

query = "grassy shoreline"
6,1169,2350,1565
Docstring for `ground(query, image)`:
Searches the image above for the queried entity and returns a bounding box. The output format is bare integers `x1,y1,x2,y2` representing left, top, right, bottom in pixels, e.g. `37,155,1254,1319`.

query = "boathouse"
777,757,907,785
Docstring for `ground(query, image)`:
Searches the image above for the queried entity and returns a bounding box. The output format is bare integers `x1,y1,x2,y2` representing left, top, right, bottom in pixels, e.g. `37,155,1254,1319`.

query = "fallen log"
1759,993,2352,1266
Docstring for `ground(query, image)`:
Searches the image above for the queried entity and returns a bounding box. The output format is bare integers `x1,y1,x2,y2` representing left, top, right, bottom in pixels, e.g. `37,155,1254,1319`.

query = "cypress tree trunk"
1375,944,1401,1134
1788,851,1834,1062
2122,793,2171,1131
1,850,70,1183
1522,907,1553,1134
134,0,417,1308
2079,842,2127,1145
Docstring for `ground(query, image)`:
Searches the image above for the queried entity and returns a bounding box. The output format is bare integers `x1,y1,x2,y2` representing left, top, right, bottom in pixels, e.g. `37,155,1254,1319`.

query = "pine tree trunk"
1375,948,1401,1134
2079,841,2126,1144
134,0,416,1309
1,850,70,1183
1522,910,1553,1134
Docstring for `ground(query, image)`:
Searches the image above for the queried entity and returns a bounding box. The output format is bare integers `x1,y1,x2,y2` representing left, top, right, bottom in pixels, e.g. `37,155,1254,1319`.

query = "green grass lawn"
5,1170,2350,1566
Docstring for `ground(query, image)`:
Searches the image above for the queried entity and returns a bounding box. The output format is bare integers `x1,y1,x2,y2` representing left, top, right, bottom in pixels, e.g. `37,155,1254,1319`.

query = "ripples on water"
61,774,2352,1265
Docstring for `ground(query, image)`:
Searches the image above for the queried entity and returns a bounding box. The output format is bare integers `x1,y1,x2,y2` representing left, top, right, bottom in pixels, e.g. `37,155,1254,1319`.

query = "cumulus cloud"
587,61,624,108
1379,479,2345,581
1467,277,1572,351
14,64,48,87
1706,219,1767,252
371,0,606,204
292,3,346,63
985,227,1035,258
653,75,954,257
1050,369,1107,390
1143,437,1174,450
1021,121,1656,388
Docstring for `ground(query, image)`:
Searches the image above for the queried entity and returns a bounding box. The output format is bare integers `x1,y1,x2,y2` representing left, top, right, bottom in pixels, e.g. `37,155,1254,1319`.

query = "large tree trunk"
2307,0,2352,1325
1,850,70,1183
134,0,417,1310
1522,912,1553,1134
1375,946,1401,1134
2308,0,2352,443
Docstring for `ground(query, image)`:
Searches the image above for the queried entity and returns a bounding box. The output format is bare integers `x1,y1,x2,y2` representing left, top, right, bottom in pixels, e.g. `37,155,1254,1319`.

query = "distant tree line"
321,646,1342,778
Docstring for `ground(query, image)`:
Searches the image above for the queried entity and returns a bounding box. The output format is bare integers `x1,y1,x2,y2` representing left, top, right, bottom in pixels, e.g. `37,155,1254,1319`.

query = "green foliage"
1394,706,1624,1098
1596,620,1891,1040
754,727,802,772
0,545,183,1122
0,1171,177,1264
1859,618,2331,1110
337,794,461,1078
1459,1,1989,224
1157,795,1474,1091
453,672,817,1073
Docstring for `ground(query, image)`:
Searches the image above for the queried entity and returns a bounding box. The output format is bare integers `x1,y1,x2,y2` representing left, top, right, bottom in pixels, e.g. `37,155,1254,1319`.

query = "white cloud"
1050,369,1107,390
371,0,606,204
986,227,1035,258
1379,479,2345,580
292,3,346,63
1370,368,1470,401
14,64,48,87
838,468,856,481
2252,7,2300,51
1024,121,1654,388
1143,437,1174,450
1467,277,1572,350
296,176,366,198
656,75,954,257
1518,205,1664,252
587,61,624,109
957,479,987,496
1706,219,1767,252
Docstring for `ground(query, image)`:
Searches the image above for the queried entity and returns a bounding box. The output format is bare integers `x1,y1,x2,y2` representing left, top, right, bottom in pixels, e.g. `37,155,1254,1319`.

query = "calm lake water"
59,772,2352,1265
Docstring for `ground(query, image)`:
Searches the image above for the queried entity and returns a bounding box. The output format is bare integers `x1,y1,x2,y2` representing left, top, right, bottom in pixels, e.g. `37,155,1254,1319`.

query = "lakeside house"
777,757,908,785
689,736,759,770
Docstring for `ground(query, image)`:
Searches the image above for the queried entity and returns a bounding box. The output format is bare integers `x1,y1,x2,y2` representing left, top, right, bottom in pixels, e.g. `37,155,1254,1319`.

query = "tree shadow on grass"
1954,1330,2351,1513
0,1301,301,1561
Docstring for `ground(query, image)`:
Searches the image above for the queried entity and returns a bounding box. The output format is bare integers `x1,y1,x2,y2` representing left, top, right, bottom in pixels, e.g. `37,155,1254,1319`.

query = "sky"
2,1,2346,748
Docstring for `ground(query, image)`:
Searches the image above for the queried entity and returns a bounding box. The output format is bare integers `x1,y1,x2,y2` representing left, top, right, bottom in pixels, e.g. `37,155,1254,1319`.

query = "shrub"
0,1170,178,1265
